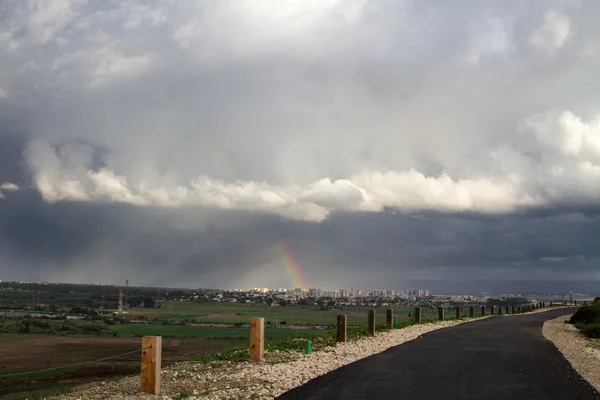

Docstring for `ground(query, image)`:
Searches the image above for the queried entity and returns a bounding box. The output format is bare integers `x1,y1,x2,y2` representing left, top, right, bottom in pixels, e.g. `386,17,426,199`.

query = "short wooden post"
250,317,264,361
368,309,376,335
438,306,444,321
415,307,422,323
481,306,486,316
455,306,461,320
469,306,474,318
563,300,567,306
575,300,578,306
386,309,393,328
141,336,162,394
512,306,515,314
517,306,521,313
498,306,502,315
337,314,347,343
491,305,495,315
505,306,509,314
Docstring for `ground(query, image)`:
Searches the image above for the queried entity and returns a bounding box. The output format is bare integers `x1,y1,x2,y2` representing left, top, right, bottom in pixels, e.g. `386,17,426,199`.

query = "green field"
110,324,328,339
127,302,487,325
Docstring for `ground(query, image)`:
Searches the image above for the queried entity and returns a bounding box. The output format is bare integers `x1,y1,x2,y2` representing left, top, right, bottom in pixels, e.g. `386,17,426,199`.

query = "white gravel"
51,319,480,400
543,314,600,392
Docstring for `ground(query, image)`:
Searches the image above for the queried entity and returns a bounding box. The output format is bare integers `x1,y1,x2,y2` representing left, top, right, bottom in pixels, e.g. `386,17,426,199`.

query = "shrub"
582,323,600,338
569,305,600,326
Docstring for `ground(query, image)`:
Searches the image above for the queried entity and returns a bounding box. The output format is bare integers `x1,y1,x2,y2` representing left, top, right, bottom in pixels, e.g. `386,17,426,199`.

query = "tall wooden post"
438,306,444,321
250,317,264,361
141,336,161,394
337,314,347,343
455,306,461,320
415,307,422,323
386,309,393,328
368,310,376,335
469,306,474,318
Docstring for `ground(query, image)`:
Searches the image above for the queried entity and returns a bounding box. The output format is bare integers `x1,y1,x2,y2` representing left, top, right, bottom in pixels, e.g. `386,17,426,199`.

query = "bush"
582,323,600,338
569,305,600,326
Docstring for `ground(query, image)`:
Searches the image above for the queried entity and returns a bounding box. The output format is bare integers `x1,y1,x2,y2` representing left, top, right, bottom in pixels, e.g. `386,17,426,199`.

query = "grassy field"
127,302,484,325
110,324,328,339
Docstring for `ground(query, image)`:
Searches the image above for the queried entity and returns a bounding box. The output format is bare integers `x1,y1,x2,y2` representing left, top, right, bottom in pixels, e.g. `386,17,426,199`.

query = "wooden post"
438,306,444,321
512,306,515,314
585,300,588,305
337,314,347,343
250,317,264,361
141,336,161,394
368,310,376,335
498,306,502,315
563,300,567,306
415,307,422,323
575,300,578,306
481,306,486,316
469,306,474,318
386,309,393,328
491,305,495,315
455,306,461,320
517,306,521,313
505,306,509,314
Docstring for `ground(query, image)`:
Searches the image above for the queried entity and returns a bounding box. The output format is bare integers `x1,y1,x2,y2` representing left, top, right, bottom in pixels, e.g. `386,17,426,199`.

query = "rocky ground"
52,319,475,400
543,314,600,392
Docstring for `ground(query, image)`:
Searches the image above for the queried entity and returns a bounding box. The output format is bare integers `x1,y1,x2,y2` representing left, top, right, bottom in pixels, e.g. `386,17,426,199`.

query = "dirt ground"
0,334,245,399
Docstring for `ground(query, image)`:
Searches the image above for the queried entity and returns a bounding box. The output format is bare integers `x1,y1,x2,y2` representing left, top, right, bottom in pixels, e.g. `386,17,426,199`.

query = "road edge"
543,314,600,393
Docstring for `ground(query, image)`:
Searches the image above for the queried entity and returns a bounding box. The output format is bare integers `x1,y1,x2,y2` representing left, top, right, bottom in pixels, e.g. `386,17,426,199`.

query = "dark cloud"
1,186,598,292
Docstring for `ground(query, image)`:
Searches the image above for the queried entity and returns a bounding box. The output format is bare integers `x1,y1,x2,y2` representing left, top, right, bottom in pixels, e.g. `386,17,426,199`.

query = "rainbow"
278,242,308,289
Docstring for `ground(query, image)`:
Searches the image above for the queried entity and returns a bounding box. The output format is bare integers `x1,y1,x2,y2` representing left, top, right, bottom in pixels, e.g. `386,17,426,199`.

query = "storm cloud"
1,0,599,291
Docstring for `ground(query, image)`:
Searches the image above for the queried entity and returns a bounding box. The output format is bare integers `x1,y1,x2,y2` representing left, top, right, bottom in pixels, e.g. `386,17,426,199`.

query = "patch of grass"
110,324,328,339
172,391,191,400
194,347,250,363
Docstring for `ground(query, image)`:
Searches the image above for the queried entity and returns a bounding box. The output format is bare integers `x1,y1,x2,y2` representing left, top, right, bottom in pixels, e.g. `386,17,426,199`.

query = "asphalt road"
278,308,599,400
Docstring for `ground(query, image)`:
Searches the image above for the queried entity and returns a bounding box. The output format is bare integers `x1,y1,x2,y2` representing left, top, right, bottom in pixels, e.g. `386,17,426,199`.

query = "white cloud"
22,108,600,221
467,18,512,64
3,1,600,223
173,18,201,49
0,182,20,199
0,183,20,191
529,10,571,54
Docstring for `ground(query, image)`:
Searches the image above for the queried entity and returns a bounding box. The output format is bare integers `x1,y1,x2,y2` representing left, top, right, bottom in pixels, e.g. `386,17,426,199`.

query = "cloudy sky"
1,0,600,293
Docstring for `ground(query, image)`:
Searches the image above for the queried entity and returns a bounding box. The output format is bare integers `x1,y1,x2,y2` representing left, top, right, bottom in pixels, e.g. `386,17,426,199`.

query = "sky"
1,0,600,293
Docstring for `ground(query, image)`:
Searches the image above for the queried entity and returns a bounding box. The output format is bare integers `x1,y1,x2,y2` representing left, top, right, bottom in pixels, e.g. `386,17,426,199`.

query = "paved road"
278,308,599,400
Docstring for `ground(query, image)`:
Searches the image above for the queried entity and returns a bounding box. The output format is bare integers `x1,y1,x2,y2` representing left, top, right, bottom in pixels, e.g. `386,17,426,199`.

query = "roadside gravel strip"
543,314,600,392
53,319,477,400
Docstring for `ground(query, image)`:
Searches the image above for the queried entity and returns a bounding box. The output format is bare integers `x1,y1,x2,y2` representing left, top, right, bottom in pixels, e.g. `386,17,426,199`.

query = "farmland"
125,301,488,325
0,333,247,400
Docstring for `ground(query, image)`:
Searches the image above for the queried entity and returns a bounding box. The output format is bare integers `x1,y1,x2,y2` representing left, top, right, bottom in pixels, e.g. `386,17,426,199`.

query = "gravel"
51,319,477,400
543,314,600,392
